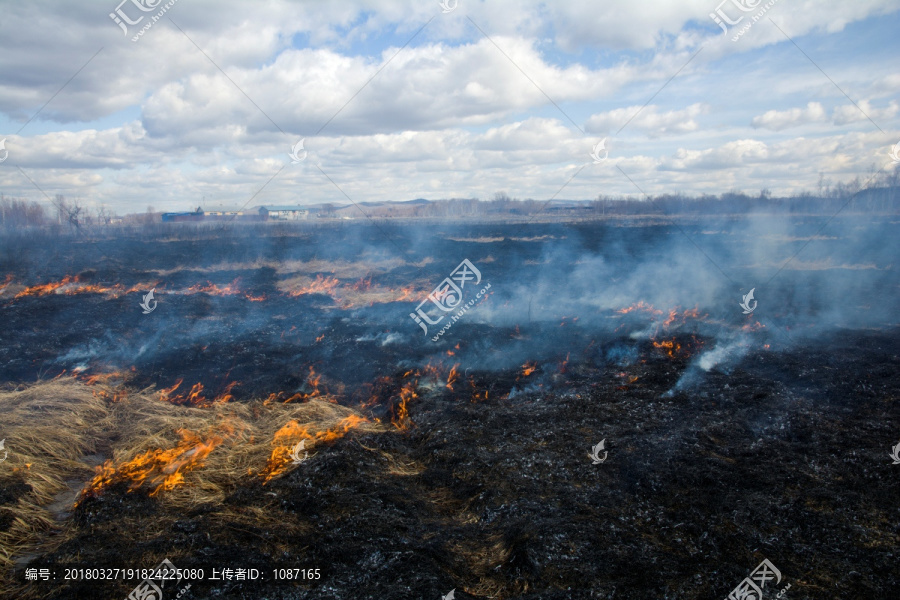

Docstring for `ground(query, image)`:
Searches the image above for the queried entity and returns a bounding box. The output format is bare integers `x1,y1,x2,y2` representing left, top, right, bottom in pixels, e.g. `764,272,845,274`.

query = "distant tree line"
0,194,46,227
591,168,900,216
1,169,898,229
0,194,150,231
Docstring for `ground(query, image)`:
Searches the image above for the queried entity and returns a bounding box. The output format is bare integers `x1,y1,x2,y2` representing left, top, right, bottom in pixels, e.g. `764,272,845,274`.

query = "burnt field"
0,216,899,599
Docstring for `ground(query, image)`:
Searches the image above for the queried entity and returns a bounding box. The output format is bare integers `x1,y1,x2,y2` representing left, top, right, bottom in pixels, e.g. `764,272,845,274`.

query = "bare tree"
95,205,114,226
53,194,82,230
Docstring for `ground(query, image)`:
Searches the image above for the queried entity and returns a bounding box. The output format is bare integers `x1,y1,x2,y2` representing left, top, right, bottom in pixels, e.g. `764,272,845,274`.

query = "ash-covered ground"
0,217,898,599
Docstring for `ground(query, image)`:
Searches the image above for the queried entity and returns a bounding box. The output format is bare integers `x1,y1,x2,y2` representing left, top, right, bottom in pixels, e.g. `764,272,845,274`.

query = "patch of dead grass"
0,378,386,596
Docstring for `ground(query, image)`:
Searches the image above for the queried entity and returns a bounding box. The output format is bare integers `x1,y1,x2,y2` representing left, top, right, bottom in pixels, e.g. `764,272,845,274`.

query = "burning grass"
3,264,428,309
278,273,426,307
0,377,385,596
6,274,156,300
77,388,384,507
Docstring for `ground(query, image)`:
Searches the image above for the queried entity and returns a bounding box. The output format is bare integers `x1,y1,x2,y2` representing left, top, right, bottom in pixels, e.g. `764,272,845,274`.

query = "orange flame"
652,339,682,358
186,279,241,296
288,275,340,297
214,381,240,404
615,301,662,316
261,367,333,404
662,306,705,329
391,380,418,431
78,370,128,386
79,426,233,501
469,376,488,402
446,363,460,391
420,361,443,382
76,370,131,403
159,379,184,402
159,380,240,407
351,276,373,291
261,414,369,483
521,361,537,377
14,275,128,298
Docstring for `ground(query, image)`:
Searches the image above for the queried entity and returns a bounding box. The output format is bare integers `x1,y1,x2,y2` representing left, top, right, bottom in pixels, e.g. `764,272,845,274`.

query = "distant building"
162,207,263,222
161,209,203,222
204,210,245,220
258,206,310,221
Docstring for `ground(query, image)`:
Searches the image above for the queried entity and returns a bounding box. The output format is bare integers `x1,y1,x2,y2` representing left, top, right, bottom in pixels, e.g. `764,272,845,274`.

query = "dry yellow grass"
0,378,386,596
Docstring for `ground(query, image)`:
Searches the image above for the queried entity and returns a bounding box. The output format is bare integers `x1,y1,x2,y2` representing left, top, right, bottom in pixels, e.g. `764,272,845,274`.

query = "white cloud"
586,104,708,137
0,0,897,212
832,99,898,126
751,100,898,131
751,102,827,131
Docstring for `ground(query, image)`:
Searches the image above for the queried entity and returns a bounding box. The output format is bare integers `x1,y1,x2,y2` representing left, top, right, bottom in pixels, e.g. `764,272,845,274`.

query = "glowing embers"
614,301,708,356
614,302,707,331
469,376,489,402
80,423,237,500
650,335,704,359
261,414,369,483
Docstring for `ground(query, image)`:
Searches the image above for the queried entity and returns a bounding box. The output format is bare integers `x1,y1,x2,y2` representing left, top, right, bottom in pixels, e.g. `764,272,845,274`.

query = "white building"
258,206,310,220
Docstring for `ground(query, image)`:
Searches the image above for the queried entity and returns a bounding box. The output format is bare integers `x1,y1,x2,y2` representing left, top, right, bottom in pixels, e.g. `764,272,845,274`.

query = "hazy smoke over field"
0,210,897,399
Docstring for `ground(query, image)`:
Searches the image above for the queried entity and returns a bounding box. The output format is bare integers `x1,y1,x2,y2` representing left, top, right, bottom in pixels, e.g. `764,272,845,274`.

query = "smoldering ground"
0,212,897,599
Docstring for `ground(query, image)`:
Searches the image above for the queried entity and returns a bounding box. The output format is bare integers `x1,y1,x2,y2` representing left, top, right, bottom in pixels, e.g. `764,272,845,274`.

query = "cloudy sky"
0,0,898,214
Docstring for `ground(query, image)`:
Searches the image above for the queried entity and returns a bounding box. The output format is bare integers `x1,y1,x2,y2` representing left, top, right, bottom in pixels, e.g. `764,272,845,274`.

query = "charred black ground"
1,218,898,599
